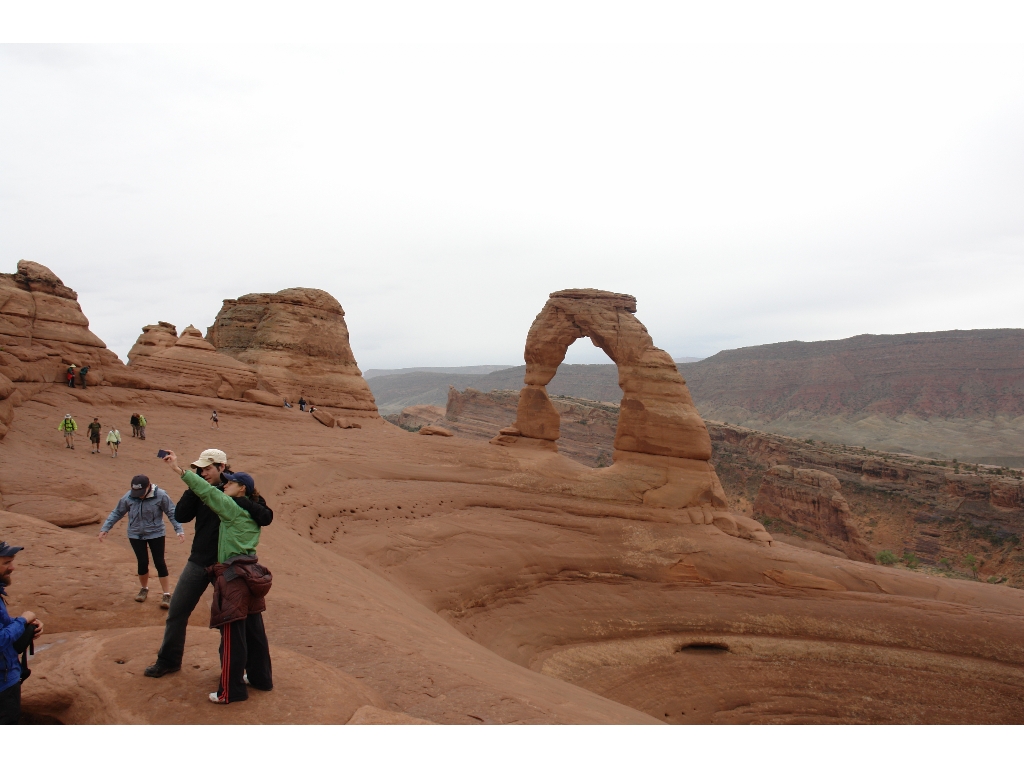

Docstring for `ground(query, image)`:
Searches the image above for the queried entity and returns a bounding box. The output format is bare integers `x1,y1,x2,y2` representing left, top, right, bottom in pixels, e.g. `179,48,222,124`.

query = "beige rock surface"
208,288,379,417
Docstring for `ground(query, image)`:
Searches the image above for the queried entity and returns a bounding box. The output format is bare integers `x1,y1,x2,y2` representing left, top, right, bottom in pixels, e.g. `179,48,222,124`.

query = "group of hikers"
58,414,141,456
64,364,90,389
2,446,274,722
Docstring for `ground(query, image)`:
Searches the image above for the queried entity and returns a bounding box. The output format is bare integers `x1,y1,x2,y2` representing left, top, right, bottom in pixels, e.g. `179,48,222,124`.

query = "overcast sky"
2,4,1023,369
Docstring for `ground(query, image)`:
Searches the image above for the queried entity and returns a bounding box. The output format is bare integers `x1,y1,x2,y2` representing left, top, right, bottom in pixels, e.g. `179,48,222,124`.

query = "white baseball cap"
192,448,228,467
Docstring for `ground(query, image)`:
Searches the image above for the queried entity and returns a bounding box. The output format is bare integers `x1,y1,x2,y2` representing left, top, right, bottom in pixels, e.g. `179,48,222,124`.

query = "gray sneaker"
135,587,149,603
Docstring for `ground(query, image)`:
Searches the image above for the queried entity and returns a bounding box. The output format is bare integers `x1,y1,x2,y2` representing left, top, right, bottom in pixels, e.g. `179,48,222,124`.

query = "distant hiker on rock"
145,448,274,692
1,541,44,725
130,413,140,438
88,416,102,454
298,397,306,412
138,413,147,440
66,364,76,388
210,410,219,430
106,426,121,457
78,365,90,389
98,474,184,608
58,413,77,449
159,451,273,704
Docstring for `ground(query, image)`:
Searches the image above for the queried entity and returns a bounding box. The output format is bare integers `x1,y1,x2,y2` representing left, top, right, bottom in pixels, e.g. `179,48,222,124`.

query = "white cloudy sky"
2,3,1023,368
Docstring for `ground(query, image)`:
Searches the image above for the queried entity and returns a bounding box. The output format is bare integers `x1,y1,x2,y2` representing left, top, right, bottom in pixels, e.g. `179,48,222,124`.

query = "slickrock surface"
208,288,378,417
0,261,130,437
3,377,1024,723
752,465,873,562
392,389,1024,582
127,323,259,400
4,269,1024,725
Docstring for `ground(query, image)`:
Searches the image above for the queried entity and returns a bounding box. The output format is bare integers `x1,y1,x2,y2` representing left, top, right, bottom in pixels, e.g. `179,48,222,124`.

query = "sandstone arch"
493,289,761,529
503,289,713,460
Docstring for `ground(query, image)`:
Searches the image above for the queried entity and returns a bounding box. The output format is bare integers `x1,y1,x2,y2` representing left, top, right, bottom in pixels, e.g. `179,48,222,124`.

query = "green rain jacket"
180,471,260,563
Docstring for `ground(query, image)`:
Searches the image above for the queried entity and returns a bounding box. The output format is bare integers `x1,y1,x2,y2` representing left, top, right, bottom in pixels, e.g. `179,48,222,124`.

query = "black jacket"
175,482,274,568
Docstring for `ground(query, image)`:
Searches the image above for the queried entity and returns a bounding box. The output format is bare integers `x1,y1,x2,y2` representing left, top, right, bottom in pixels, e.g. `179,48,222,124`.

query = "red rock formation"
419,424,452,437
485,289,767,543
752,465,873,561
504,290,711,461
127,323,258,400
0,261,130,437
208,288,378,418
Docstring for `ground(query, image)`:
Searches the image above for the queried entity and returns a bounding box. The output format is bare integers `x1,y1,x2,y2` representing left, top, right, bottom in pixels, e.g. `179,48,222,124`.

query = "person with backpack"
159,451,273,704
298,397,306,412
78,365,90,389
88,416,102,454
138,413,148,440
144,449,274,691
130,413,140,438
106,426,122,457
66,365,76,388
58,413,77,449
99,475,185,608
210,410,219,430
1,541,44,725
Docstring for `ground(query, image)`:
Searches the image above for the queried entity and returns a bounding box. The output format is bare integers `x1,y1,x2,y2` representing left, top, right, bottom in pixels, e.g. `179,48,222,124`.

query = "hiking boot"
160,593,171,609
135,587,148,602
144,661,180,678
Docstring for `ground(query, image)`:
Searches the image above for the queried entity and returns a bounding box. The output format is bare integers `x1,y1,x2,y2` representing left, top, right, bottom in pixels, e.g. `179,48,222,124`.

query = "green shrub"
938,557,950,569
876,550,897,565
902,551,920,569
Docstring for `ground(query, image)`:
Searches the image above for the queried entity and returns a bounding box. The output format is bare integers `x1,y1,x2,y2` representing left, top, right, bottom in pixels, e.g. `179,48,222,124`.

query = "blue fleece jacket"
0,585,27,693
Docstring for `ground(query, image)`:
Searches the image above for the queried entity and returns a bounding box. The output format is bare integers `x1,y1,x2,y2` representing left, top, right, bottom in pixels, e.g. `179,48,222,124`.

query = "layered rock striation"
0,261,130,437
208,288,378,417
127,323,258,400
752,465,873,561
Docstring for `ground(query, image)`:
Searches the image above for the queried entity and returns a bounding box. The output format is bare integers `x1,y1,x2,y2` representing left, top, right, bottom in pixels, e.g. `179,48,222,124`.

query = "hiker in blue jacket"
1,541,44,724
99,474,185,609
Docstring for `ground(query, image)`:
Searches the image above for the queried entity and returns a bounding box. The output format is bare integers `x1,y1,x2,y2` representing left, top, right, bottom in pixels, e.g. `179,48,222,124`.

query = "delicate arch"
509,289,712,461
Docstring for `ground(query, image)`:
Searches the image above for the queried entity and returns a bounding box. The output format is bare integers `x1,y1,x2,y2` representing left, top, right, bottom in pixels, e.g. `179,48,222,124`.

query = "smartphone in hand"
157,450,170,458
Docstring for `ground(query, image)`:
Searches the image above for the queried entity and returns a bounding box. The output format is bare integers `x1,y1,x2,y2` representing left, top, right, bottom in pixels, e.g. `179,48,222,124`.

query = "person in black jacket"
144,449,273,678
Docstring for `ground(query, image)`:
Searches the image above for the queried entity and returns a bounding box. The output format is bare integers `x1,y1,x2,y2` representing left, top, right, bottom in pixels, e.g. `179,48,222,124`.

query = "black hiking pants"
156,560,212,668
0,682,20,725
129,536,168,578
217,613,273,703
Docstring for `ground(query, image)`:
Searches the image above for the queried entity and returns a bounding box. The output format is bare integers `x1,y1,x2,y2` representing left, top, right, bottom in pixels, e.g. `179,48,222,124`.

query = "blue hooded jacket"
100,484,183,540
0,585,27,693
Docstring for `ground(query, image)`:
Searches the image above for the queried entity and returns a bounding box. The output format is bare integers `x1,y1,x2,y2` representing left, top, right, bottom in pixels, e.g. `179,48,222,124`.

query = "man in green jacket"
161,450,271,704
58,414,77,449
